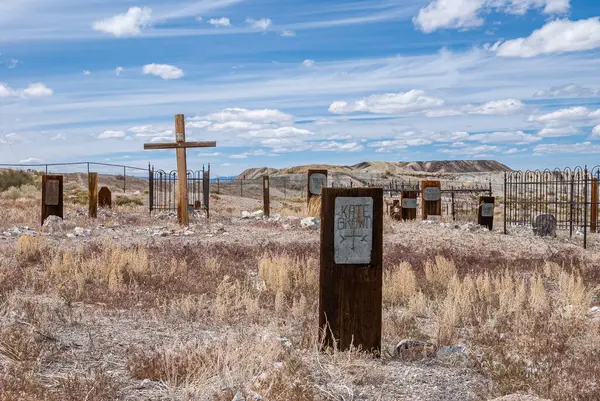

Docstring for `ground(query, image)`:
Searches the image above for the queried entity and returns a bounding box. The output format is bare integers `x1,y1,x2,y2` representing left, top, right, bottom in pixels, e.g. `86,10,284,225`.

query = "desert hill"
238,160,511,180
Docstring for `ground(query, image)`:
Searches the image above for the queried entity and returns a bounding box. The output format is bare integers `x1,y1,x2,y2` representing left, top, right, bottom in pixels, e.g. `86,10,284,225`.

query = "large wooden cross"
144,114,216,226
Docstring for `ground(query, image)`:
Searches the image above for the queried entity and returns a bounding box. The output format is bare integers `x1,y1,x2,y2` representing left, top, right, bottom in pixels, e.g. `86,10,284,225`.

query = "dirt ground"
1,194,599,401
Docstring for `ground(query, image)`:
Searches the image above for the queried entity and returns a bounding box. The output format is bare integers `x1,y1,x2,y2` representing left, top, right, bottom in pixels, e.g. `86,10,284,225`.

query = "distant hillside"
238,160,512,179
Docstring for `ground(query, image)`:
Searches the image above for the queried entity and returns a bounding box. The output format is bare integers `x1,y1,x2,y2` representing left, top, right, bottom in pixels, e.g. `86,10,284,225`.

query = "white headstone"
334,197,373,264
402,198,417,209
423,187,441,201
310,173,327,195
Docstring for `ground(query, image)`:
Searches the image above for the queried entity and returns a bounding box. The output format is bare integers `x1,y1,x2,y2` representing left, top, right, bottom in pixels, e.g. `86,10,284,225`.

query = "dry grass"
307,196,321,217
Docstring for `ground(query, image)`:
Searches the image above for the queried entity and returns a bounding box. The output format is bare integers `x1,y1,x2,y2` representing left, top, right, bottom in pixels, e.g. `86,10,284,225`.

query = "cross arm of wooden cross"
144,141,216,150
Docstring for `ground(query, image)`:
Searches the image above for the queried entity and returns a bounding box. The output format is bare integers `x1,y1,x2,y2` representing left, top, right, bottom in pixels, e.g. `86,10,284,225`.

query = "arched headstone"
98,186,112,208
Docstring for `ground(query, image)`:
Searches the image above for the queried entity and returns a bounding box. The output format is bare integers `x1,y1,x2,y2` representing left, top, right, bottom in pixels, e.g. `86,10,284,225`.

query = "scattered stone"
241,211,251,219
279,336,292,349
41,215,64,234
300,217,320,229
66,233,76,239
532,214,557,237
73,227,91,237
251,210,264,219
268,214,281,222
231,391,245,401
4,227,38,237
394,339,436,360
437,344,469,358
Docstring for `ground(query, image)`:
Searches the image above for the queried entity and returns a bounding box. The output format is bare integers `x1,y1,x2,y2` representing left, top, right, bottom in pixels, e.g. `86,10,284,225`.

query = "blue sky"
2,0,600,175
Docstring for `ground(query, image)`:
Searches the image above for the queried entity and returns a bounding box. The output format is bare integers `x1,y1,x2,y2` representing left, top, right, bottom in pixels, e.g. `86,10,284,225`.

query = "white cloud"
280,29,295,37
314,141,364,152
440,145,500,155
98,130,125,139
83,70,91,76
142,64,184,80
229,154,247,159
208,121,266,132
533,83,597,98
329,90,444,114
533,142,600,155
495,18,600,58
200,108,293,123
115,67,124,76
246,18,272,30
198,152,222,157
19,158,42,163
425,109,464,117
21,83,53,98
415,0,570,33
465,99,525,115
467,130,541,144
246,126,313,138
505,148,520,154
51,133,67,141
93,7,152,37
5,133,27,143
302,59,315,68
209,17,231,27
538,126,579,137
186,121,212,129
9,59,18,69
530,106,600,123
591,125,600,138
0,83,16,97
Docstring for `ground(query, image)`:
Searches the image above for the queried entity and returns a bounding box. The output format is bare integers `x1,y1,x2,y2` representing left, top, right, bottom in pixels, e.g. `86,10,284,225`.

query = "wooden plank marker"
99,186,112,208
401,191,418,221
88,172,98,218
144,114,216,226
319,187,383,354
390,199,401,221
41,175,63,225
307,169,328,203
263,176,270,217
591,178,598,233
421,181,441,220
478,196,495,230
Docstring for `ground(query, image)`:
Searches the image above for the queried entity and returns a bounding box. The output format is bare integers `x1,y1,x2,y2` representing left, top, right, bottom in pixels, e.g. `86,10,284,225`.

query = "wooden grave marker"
319,187,383,354
307,169,328,203
88,172,98,218
390,199,401,221
144,114,216,226
421,181,441,220
263,176,270,217
401,191,418,220
478,196,495,230
98,186,112,208
41,175,63,225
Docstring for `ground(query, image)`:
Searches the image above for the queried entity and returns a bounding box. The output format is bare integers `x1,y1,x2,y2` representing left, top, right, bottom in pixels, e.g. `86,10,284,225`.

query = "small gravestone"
307,169,328,203
532,214,557,237
42,175,63,225
478,196,495,230
401,191,418,221
421,181,442,220
98,186,112,208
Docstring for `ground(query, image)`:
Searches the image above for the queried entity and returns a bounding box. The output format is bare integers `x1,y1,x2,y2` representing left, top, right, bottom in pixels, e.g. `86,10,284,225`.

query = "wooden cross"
144,114,216,226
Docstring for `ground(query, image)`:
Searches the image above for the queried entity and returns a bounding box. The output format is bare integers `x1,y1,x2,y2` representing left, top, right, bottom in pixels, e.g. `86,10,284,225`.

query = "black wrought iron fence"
504,166,600,248
149,165,210,214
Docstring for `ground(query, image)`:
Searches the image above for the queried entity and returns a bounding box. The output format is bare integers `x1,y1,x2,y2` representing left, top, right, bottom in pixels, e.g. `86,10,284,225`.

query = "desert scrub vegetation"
115,195,144,206
0,169,37,191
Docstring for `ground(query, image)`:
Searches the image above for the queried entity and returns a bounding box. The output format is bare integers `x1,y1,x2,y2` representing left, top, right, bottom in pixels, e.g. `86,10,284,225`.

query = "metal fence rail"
504,166,600,248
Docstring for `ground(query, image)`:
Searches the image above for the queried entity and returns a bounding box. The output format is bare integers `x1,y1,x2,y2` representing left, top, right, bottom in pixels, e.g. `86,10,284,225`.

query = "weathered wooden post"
478,196,495,230
263,176,270,217
41,175,63,225
401,191,418,221
99,186,112,208
307,169,328,203
88,172,98,218
421,181,441,220
591,178,598,233
319,187,383,354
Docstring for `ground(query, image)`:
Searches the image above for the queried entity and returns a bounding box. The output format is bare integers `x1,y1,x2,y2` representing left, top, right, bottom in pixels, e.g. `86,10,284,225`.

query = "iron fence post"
504,172,507,235
570,173,575,238
584,166,588,249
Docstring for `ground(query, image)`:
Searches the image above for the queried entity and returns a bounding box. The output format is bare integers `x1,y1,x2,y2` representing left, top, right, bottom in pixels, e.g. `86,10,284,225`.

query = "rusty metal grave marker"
319,187,383,354
88,172,98,218
478,196,495,230
263,176,270,217
98,186,112,208
421,181,441,220
41,175,63,225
